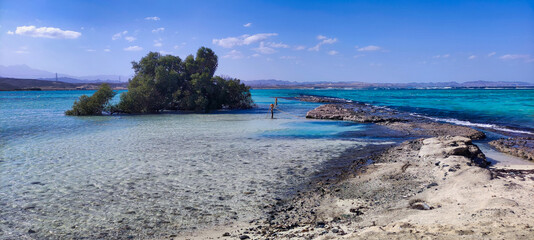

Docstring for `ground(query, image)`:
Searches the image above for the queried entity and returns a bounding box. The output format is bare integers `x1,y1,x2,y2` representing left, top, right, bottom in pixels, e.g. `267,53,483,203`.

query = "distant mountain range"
243,79,534,89
0,64,131,83
0,77,128,91
1,64,533,90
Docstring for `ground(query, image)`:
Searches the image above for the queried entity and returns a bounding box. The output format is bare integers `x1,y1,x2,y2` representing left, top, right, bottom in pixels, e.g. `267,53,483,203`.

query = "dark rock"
349,208,364,215
306,103,485,140
292,95,350,103
489,137,534,161
222,232,231,237
409,199,431,210
239,235,250,239
28,229,36,234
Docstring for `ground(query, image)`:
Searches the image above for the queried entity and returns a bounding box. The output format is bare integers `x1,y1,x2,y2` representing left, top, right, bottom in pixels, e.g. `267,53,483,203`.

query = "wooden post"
275,97,278,106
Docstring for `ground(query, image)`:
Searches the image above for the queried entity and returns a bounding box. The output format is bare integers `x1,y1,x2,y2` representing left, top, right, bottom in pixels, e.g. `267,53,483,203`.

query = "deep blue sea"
1,88,533,238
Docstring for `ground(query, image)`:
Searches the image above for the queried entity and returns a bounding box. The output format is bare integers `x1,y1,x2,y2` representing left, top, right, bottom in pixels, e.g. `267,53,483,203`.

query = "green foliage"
117,47,253,113
65,83,117,116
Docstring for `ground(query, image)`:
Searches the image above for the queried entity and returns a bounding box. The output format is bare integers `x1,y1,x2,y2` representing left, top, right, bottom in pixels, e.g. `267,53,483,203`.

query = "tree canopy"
118,47,253,113
66,47,253,116
65,83,116,116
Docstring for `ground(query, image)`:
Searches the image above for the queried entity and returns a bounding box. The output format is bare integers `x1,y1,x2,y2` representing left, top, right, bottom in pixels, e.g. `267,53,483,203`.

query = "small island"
66,47,253,116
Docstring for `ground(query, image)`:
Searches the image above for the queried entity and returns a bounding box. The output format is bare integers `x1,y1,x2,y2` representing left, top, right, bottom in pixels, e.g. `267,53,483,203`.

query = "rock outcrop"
306,103,486,140
489,137,534,161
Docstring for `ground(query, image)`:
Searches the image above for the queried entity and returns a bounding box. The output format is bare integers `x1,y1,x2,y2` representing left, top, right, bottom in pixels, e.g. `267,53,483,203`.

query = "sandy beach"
180,97,534,240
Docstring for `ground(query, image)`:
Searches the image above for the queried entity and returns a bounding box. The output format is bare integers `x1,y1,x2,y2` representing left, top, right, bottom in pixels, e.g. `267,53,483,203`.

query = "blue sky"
0,0,533,82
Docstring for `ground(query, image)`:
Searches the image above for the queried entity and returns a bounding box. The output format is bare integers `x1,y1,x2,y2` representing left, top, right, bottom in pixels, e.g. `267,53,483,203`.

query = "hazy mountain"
0,64,58,79
0,77,128,91
0,64,131,83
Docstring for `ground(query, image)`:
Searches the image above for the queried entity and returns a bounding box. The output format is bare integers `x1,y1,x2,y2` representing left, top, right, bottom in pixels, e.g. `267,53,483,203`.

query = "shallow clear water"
1,88,532,238
0,90,387,239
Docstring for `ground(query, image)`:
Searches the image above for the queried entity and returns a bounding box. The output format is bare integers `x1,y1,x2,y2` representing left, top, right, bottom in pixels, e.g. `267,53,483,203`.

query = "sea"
1,88,533,238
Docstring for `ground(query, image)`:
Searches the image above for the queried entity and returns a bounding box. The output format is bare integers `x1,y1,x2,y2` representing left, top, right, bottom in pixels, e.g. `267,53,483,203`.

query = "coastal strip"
181,95,534,239
297,95,533,162
303,102,485,140
185,136,534,239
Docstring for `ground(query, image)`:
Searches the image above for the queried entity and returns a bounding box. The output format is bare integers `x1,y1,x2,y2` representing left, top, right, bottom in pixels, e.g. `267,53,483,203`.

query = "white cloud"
294,45,306,50
7,30,14,35
308,45,320,51
15,46,29,54
321,38,337,44
104,49,111,52
173,42,186,50
152,27,165,33
499,54,532,62
213,36,241,48
280,56,296,59
223,50,244,59
488,52,496,57
212,33,278,48
308,35,337,51
353,54,365,58
13,25,81,39
154,39,162,47
357,45,381,52
145,16,160,21
124,46,143,51
159,50,173,55
267,42,289,48
251,53,261,57
328,50,338,55
468,55,476,60
125,36,136,42
243,23,252,27
112,31,128,40
433,54,450,59
243,33,278,45
86,49,96,52
253,42,276,54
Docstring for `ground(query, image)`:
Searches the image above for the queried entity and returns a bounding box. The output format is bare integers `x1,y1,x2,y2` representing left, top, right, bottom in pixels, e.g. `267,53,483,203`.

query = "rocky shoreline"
489,137,534,161
185,136,534,239
298,95,532,162
305,103,486,140
181,96,534,239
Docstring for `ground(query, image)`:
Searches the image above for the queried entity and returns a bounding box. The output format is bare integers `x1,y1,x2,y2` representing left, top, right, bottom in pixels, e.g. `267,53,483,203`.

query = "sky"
0,0,533,83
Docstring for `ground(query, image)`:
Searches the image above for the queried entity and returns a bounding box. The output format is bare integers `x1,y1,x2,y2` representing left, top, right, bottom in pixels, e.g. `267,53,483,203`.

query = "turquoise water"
253,88,534,135
1,88,532,238
0,90,383,239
